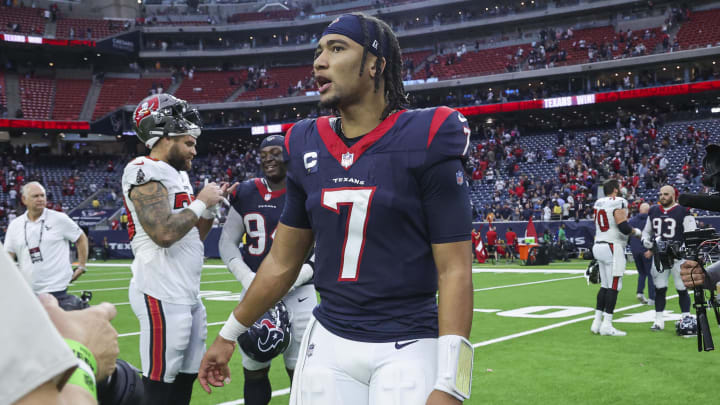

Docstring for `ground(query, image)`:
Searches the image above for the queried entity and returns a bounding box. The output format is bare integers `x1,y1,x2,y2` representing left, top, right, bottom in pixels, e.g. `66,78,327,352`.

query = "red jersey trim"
254,178,286,199
427,106,455,149
316,110,406,170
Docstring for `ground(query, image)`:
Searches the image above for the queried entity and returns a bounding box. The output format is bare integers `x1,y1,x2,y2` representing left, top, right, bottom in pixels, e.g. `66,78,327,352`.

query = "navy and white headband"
321,14,388,57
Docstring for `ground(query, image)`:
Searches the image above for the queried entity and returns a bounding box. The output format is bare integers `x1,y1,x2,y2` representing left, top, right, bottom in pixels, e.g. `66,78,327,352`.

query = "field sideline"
70,258,718,405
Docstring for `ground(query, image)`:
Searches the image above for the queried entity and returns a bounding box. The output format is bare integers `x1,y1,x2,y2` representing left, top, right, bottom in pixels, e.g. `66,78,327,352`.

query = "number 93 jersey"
593,196,630,245
122,156,204,305
280,107,472,343
647,203,694,243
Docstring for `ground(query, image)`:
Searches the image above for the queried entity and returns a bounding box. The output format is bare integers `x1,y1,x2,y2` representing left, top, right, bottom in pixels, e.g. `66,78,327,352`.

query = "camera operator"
680,260,720,290
3,182,89,310
641,185,696,331
1,245,118,405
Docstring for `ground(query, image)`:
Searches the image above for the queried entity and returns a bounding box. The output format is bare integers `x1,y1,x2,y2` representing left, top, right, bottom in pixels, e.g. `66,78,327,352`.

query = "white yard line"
69,278,239,293
473,294,679,348
73,272,231,284
475,275,584,291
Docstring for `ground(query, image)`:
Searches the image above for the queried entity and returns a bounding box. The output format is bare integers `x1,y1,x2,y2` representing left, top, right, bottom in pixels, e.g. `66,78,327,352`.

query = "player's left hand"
198,335,236,393
426,390,462,405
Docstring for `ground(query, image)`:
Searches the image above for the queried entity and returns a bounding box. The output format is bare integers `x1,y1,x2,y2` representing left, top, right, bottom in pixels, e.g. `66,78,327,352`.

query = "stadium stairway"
3,73,20,119
44,19,57,38
166,78,183,96
80,80,102,121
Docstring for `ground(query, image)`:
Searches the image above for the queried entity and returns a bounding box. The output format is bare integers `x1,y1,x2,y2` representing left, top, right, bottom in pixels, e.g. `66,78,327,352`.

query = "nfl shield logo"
456,170,464,185
341,152,354,168
264,193,271,201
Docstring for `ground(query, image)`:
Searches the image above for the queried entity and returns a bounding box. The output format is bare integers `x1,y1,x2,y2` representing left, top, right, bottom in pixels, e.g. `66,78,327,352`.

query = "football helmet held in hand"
238,301,292,363
133,94,202,148
585,259,600,285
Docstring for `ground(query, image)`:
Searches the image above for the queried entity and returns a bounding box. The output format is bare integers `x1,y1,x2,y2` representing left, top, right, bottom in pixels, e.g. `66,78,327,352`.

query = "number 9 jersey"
593,196,630,246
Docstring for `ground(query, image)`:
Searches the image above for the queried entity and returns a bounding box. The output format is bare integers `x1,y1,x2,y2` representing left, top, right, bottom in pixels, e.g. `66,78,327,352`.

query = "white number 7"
321,187,376,281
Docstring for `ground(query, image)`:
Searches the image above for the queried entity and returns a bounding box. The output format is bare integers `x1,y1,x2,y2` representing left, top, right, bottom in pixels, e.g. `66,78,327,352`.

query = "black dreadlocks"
353,12,409,119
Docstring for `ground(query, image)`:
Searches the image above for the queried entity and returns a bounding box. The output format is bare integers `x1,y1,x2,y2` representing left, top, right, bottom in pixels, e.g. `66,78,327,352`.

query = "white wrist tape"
218,312,250,342
187,200,207,219
434,335,474,401
632,228,642,238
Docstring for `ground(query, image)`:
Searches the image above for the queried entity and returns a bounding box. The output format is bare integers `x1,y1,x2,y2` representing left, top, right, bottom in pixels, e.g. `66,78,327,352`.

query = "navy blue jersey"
229,178,286,272
280,107,472,342
647,204,692,243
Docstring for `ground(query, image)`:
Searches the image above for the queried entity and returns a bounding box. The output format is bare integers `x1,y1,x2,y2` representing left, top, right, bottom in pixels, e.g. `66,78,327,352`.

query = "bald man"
3,182,89,308
641,185,696,331
629,202,654,305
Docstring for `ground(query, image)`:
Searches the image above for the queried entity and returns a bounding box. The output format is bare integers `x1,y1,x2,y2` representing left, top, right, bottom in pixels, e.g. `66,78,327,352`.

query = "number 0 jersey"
280,107,473,343
228,178,286,272
121,156,204,305
593,196,630,246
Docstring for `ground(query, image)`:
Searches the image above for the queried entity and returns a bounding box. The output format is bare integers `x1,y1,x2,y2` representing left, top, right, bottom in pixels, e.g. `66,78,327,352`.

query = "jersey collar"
254,178,286,201
659,203,678,214
316,110,406,170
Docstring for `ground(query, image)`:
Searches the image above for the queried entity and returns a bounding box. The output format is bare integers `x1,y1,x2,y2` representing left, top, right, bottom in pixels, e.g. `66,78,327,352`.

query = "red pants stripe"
144,294,167,381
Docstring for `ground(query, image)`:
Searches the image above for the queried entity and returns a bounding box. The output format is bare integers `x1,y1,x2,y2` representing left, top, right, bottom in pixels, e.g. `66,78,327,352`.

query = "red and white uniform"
122,156,207,383
122,156,204,305
592,196,629,290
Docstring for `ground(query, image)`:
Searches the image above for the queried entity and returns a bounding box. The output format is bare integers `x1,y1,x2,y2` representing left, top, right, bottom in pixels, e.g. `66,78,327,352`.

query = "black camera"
653,238,684,272
59,291,144,404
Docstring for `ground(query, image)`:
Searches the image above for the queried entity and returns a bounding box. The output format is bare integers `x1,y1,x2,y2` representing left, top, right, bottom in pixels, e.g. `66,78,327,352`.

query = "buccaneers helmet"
675,315,697,337
238,301,292,363
132,94,202,148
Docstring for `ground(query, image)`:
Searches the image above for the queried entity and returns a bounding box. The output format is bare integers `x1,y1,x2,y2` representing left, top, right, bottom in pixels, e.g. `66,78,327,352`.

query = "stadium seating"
415,44,532,80
235,65,313,101
92,78,172,120
18,77,54,119
0,6,46,36
676,8,720,50
56,18,126,40
53,79,91,121
173,70,247,104
228,10,298,23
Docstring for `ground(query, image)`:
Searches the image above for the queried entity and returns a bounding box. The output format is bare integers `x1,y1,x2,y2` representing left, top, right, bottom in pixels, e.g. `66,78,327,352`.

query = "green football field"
69,258,719,405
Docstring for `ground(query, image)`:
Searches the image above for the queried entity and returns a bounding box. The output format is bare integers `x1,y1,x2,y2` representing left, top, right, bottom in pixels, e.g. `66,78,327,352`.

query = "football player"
218,135,315,405
200,12,475,405
590,179,642,336
122,94,236,405
641,185,696,331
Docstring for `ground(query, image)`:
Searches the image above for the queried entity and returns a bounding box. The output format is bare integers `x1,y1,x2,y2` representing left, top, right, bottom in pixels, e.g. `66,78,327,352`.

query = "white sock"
681,312,691,318
655,312,663,323
594,310,603,322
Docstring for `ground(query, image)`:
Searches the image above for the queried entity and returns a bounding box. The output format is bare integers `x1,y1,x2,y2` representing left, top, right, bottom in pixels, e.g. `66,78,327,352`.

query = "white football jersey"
122,156,204,305
593,196,630,245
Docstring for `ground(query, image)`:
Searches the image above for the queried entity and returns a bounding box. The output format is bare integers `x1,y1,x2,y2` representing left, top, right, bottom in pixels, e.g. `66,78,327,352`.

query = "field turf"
69,258,718,404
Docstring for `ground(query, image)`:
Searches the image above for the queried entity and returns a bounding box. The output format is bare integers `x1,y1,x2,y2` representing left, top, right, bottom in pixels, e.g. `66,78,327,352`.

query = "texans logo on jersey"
257,319,287,353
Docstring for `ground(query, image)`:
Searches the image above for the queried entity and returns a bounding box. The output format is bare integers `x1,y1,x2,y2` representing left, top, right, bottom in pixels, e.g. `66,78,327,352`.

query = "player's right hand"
198,335,236,393
197,182,239,208
39,294,119,380
680,260,705,288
